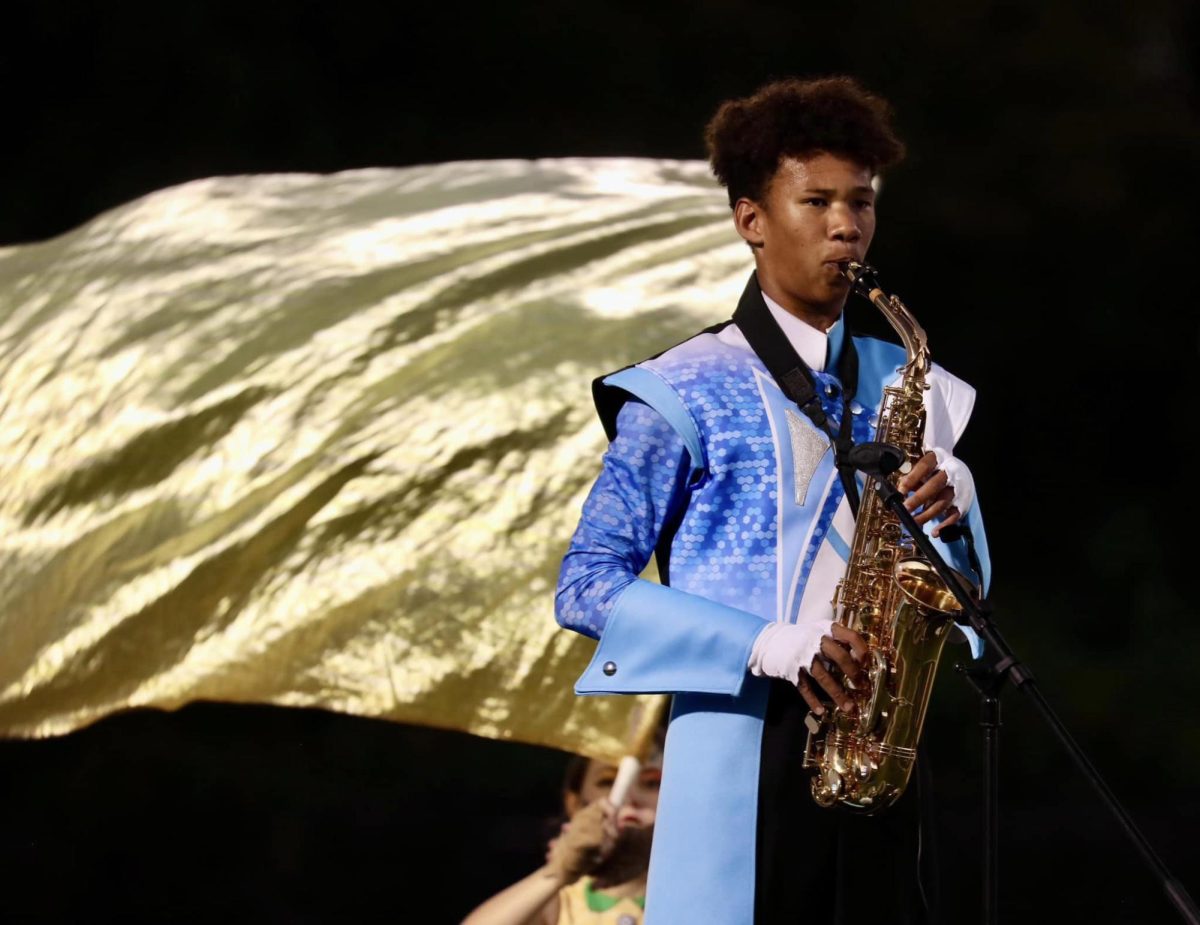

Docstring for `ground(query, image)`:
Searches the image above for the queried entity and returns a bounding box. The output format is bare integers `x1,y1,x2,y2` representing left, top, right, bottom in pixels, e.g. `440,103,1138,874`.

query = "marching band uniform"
556,275,990,923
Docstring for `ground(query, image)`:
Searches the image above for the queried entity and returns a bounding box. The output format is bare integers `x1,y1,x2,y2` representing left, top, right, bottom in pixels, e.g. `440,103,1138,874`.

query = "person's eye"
802,197,828,207
855,199,874,210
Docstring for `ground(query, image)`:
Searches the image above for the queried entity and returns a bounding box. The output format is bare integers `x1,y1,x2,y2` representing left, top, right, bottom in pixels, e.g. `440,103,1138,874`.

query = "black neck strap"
732,273,862,515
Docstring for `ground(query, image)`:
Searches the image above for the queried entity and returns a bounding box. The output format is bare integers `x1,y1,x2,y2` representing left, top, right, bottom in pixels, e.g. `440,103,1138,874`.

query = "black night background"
2,1,1198,921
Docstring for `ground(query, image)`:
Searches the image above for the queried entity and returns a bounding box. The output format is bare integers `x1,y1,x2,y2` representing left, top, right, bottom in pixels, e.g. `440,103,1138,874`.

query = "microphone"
840,442,910,478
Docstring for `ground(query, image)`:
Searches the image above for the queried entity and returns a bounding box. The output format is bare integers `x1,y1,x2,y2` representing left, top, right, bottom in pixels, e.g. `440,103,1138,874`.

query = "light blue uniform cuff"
926,500,990,660
575,579,766,696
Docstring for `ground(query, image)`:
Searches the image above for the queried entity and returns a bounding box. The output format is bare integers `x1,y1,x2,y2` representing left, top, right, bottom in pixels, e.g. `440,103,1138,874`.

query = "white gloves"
747,621,831,682
929,446,975,517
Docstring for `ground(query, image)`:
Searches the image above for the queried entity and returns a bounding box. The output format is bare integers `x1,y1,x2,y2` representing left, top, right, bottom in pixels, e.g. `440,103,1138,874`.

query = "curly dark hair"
705,76,906,208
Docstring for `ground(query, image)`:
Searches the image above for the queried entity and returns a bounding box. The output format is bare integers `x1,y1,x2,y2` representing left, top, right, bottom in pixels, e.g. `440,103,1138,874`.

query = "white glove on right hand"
928,446,976,516
747,621,832,684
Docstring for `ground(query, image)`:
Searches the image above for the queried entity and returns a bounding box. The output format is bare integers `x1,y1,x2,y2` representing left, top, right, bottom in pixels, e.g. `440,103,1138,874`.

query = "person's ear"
733,198,766,250
563,790,583,817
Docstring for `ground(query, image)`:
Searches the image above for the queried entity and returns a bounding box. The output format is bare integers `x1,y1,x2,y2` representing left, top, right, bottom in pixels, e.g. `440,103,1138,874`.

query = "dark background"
3,1,1199,921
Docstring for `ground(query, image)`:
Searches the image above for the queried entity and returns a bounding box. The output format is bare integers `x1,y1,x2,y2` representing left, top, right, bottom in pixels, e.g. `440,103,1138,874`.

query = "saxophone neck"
886,295,931,380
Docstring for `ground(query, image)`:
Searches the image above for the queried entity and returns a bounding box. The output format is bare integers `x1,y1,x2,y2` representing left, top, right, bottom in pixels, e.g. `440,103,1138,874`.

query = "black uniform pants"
754,679,940,925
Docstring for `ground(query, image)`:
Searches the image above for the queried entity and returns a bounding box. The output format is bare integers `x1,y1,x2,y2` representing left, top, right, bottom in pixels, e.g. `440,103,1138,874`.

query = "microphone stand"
955,649,1005,924
859,456,1199,925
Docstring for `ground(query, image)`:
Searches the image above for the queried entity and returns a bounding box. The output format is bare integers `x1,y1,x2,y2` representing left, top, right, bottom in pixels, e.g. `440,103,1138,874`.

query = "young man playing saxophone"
556,77,990,924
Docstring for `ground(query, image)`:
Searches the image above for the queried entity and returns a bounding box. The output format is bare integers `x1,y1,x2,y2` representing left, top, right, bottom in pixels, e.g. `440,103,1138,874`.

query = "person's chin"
822,279,852,302
800,287,848,314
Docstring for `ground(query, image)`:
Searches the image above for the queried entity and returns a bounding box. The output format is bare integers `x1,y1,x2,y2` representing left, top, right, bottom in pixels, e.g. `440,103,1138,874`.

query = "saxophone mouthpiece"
840,261,879,298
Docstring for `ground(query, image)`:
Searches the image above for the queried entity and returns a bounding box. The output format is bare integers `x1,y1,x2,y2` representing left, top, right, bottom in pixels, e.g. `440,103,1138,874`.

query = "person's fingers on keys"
932,505,963,537
904,467,949,514
808,657,854,714
830,624,870,664
820,634,861,682
897,450,937,494
913,485,955,525
796,673,827,716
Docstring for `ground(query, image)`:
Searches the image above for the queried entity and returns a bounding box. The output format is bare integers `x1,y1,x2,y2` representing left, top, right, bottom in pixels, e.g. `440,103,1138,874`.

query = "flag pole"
607,694,669,807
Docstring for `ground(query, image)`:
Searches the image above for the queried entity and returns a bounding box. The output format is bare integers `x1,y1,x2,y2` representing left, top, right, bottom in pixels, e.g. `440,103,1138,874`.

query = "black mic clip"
838,441,909,479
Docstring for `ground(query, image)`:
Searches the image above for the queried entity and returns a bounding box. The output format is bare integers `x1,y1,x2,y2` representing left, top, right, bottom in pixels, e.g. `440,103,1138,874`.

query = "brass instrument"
803,261,968,813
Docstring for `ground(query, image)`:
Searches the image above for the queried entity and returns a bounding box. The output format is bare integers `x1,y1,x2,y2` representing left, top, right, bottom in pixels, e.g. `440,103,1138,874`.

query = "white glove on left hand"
747,621,832,685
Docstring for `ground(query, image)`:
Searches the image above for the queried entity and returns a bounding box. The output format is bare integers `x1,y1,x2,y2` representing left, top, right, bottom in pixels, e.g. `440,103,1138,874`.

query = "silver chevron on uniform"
785,409,831,506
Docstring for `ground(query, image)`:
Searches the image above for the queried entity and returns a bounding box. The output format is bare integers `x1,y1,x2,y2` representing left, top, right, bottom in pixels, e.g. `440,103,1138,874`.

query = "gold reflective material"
805,262,969,812
0,159,743,762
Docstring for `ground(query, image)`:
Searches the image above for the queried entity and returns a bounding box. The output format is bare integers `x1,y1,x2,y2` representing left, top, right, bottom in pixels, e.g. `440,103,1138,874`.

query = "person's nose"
626,781,655,807
828,203,862,243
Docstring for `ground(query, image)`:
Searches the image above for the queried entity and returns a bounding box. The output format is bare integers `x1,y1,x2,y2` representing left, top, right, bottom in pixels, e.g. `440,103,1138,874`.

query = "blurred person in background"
462,750,660,925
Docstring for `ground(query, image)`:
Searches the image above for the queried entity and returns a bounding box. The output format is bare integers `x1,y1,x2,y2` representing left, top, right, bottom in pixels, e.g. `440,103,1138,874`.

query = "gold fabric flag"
0,159,749,763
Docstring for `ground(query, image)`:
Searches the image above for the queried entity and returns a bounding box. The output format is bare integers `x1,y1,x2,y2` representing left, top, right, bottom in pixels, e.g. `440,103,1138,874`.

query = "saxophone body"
803,262,966,814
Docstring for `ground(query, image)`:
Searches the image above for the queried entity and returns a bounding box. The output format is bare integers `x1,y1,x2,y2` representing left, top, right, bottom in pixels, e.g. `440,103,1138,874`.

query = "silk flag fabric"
0,158,752,762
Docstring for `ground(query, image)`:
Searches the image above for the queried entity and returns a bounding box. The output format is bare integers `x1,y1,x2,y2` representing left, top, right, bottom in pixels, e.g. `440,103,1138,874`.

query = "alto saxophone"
803,261,968,813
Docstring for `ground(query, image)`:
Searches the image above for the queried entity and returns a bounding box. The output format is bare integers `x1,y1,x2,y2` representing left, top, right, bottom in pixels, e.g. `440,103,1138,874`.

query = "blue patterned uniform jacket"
556,313,991,925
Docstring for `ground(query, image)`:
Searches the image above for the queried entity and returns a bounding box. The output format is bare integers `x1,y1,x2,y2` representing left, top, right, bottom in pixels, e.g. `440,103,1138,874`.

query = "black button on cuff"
602,661,617,676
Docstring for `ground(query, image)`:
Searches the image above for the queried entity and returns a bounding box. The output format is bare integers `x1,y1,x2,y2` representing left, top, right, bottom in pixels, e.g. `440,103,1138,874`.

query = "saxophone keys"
812,778,839,808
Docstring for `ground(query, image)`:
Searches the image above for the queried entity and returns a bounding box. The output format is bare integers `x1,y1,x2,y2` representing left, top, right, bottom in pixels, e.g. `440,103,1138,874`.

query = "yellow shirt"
557,878,644,925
